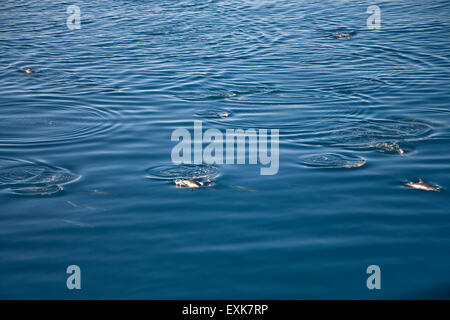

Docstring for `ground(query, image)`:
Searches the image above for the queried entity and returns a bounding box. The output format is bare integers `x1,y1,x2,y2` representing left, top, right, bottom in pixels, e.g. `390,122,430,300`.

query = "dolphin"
405,179,441,192
174,178,203,189
20,68,36,74
376,142,404,155
332,32,351,39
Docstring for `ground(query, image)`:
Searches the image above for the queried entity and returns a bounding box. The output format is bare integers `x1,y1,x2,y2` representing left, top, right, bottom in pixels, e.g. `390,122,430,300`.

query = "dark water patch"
0,158,80,196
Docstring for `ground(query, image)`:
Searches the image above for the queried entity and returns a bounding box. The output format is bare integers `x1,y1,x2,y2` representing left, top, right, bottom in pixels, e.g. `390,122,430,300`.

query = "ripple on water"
195,109,232,119
171,79,279,103
0,158,80,196
0,102,120,146
195,106,431,153
304,118,432,151
299,153,366,169
375,142,405,155
314,76,389,99
195,106,329,134
146,164,219,185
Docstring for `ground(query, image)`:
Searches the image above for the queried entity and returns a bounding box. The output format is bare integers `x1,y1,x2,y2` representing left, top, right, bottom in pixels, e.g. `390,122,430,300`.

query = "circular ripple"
0,158,80,196
146,164,219,184
314,76,389,98
195,111,431,152
299,153,366,169
196,107,328,137
319,119,431,149
172,81,277,103
0,102,120,146
295,118,432,151
10,185,64,196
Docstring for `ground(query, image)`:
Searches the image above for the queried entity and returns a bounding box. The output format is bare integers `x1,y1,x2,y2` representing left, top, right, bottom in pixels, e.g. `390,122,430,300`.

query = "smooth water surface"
0,0,449,299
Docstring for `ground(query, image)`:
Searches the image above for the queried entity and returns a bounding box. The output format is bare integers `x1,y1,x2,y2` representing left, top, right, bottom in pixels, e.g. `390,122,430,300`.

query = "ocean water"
0,0,449,299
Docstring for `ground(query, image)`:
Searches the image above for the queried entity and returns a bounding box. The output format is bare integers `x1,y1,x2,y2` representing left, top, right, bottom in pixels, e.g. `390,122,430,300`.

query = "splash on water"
146,164,219,187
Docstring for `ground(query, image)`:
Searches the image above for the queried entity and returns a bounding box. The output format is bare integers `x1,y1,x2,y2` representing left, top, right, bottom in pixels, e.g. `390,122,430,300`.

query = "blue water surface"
0,0,449,299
